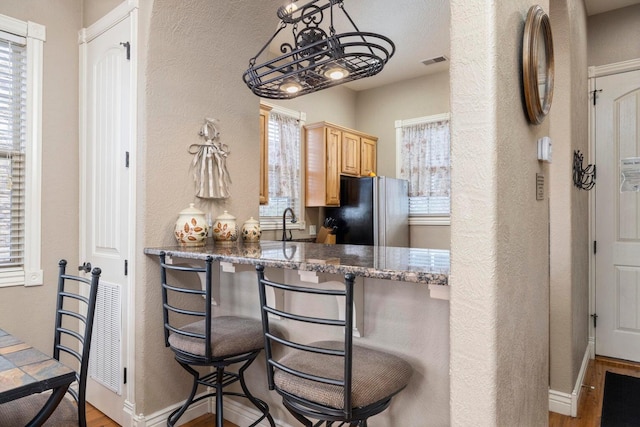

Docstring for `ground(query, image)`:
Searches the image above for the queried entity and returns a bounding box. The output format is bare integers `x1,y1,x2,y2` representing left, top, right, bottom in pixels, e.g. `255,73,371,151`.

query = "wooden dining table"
0,328,76,426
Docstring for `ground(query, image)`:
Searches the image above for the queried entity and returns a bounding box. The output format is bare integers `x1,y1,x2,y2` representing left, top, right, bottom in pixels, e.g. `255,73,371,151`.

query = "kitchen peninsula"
144,241,451,424
144,240,449,287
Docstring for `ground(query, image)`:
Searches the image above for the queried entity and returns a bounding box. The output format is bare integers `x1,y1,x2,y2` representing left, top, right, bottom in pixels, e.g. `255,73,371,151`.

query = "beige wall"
82,0,120,27
355,71,450,178
449,1,551,424
267,85,358,128
412,225,451,250
137,0,285,415
587,4,640,66
0,1,81,353
549,0,590,397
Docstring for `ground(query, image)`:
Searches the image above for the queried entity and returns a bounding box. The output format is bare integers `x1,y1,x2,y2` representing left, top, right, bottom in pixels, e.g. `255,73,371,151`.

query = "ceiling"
267,0,640,92
584,0,640,15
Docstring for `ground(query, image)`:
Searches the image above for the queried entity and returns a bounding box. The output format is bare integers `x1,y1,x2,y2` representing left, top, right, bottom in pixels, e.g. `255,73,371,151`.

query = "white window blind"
396,114,451,221
0,14,45,287
0,31,26,270
259,104,305,230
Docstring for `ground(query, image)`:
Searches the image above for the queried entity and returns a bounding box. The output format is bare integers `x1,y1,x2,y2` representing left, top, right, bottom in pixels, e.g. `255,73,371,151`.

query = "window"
0,15,44,287
259,103,305,230
396,113,450,224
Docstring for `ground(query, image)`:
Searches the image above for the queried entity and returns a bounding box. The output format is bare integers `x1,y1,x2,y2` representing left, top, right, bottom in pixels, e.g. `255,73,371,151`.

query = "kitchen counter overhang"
144,240,449,286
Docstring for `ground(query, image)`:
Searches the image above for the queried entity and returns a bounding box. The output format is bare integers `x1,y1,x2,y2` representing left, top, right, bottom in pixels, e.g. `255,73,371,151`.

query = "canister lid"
179,203,205,215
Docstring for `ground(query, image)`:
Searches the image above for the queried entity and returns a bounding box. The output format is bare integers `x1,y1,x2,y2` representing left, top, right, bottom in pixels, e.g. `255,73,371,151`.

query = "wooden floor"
88,356,640,427
549,356,640,426
86,404,238,427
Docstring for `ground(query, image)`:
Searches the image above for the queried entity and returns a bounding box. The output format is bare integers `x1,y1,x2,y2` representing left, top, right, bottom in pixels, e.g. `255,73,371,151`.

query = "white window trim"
0,14,45,287
395,113,451,227
259,101,306,231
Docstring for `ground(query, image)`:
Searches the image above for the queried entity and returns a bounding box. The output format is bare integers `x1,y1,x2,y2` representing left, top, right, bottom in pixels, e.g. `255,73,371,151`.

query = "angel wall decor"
189,118,231,199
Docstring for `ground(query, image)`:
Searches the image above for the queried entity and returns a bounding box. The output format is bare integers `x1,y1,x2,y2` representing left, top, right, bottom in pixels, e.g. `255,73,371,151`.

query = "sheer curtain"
260,111,301,218
399,118,450,215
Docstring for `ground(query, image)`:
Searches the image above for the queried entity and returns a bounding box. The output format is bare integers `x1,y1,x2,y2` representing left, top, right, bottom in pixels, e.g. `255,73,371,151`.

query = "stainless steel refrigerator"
325,176,409,247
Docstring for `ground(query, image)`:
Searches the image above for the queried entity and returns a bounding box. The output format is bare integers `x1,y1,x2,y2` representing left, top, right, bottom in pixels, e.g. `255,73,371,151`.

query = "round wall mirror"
522,5,554,125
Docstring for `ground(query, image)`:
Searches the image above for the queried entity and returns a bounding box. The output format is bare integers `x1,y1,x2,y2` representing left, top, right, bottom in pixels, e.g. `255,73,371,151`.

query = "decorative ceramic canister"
174,203,208,246
241,217,261,243
212,210,238,244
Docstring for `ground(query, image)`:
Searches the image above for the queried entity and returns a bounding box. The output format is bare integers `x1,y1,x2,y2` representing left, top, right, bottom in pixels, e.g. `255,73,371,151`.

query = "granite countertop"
144,240,449,285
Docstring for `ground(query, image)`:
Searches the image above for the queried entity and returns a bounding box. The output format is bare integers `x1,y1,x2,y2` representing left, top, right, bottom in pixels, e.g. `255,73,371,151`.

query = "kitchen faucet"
282,208,297,241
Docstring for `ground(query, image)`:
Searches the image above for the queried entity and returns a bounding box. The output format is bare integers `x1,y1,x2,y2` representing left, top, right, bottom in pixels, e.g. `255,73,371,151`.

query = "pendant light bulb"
324,66,350,80
280,80,303,94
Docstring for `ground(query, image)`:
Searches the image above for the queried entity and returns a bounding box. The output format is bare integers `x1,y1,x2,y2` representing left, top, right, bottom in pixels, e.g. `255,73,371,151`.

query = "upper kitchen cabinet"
305,122,377,207
341,131,361,176
259,104,272,205
360,136,377,177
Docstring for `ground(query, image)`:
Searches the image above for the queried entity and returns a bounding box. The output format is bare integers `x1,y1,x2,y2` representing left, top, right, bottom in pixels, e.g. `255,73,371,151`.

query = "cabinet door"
360,137,377,176
259,107,270,204
325,127,341,206
341,131,361,176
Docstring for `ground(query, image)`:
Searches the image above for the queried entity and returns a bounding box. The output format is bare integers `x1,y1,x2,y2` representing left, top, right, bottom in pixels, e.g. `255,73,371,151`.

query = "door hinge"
124,367,127,384
124,259,128,276
592,88,602,106
120,41,130,60
593,240,597,254
591,313,598,328
125,151,130,168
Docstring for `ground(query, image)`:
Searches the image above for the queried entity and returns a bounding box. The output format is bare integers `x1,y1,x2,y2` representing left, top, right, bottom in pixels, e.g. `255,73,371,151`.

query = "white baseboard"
548,341,593,417
129,393,295,427
131,394,210,427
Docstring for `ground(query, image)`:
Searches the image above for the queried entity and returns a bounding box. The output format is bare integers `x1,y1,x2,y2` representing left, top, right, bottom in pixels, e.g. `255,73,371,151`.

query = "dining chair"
159,252,274,427
256,264,413,427
0,259,101,427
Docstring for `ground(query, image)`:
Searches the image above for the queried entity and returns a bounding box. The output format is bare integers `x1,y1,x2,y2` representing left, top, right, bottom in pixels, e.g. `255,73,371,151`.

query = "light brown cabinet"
305,122,377,207
259,104,272,205
360,136,377,177
341,131,361,176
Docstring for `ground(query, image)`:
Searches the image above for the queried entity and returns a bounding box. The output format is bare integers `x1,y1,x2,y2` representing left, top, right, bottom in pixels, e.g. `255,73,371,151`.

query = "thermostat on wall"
537,136,552,162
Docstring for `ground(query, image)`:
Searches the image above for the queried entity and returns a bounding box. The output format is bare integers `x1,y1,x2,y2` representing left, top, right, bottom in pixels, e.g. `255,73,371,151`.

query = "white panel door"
595,69,640,362
81,15,132,424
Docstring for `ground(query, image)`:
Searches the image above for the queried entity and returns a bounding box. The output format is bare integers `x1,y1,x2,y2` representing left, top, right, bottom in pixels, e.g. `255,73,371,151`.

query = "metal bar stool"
159,252,274,427
256,264,413,426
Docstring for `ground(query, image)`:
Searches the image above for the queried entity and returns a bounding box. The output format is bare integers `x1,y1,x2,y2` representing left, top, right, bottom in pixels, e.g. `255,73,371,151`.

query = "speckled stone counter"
144,240,449,286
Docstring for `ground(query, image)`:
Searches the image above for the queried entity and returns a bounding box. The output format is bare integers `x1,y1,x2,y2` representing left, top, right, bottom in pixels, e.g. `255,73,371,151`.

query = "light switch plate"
309,225,316,236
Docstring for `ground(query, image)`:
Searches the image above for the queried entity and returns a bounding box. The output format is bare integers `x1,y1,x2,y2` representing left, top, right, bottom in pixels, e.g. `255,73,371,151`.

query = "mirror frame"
522,5,554,125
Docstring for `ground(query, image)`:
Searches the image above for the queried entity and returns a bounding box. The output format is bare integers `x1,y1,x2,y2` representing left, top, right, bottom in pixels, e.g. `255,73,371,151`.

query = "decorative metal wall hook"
573,150,595,190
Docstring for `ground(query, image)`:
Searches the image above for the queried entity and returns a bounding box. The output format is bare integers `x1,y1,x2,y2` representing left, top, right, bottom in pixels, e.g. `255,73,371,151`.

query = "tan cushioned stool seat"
0,394,77,427
274,340,412,409
168,315,264,358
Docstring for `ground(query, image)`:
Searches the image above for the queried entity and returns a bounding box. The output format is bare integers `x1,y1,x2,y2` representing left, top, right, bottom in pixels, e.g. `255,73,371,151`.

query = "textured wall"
0,1,81,353
450,1,550,425
587,4,640,67
549,0,590,396
137,0,284,414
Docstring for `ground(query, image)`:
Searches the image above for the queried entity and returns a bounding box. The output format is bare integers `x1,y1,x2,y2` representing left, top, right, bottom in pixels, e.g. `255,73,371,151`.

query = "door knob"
78,262,92,273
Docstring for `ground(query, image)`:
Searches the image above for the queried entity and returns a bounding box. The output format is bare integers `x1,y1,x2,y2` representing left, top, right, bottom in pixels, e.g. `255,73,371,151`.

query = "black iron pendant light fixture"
243,0,395,99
